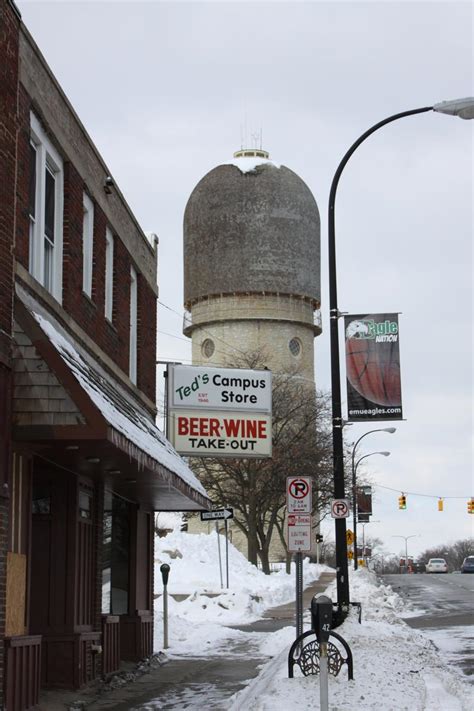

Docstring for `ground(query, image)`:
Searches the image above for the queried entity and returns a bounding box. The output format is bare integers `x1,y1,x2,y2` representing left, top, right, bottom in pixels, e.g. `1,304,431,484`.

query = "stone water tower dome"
183,148,321,381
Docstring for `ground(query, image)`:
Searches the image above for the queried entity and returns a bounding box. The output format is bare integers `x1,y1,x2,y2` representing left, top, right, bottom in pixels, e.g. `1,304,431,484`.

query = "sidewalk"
38,572,335,710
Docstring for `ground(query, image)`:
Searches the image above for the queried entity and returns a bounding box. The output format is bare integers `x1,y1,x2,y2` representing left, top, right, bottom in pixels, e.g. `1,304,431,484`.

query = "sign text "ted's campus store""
167,365,272,458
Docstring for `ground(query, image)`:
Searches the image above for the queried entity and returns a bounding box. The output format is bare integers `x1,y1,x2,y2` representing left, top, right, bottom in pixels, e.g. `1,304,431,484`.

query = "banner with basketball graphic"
344,313,403,421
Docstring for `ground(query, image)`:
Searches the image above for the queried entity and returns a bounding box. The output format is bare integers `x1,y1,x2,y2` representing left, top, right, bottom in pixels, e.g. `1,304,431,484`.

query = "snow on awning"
17,288,210,509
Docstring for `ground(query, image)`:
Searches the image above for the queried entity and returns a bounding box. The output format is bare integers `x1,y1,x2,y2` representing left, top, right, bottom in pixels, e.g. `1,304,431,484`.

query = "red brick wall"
13,83,30,274
13,89,157,405
0,2,21,704
137,273,157,400
0,0,20,347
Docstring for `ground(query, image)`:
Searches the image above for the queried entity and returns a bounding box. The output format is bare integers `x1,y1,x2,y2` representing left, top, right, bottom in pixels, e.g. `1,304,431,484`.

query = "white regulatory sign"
287,514,312,552
287,477,312,514
331,499,350,518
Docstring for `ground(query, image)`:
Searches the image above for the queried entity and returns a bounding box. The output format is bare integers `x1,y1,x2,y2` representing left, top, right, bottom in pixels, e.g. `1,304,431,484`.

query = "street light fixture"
328,97,474,624
352,450,390,571
392,534,419,574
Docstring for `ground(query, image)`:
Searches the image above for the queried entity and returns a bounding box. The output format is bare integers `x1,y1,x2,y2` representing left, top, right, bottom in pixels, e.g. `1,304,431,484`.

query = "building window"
29,112,64,301
32,484,51,515
105,227,114,321
82,192,94,297
102,491,130,616
201,338,215,359
78,490,92,520
289,337,302,357
129,266,138,384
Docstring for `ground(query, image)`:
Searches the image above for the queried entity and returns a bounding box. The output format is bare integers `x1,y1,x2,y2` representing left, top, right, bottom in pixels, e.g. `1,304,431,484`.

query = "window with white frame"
29,113,64,301
82,193,94,297
129,266,138,384
105,228,114,321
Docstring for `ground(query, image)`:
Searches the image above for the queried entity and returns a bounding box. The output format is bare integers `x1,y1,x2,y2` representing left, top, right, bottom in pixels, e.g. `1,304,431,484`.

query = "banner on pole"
357,485,372,517
344,313,403,422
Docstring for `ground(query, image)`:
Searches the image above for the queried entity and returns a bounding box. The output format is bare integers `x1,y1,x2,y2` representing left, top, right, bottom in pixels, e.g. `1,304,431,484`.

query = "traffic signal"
468,499,474,514
438,498,444,512
316,533,323,543
398,494,407,510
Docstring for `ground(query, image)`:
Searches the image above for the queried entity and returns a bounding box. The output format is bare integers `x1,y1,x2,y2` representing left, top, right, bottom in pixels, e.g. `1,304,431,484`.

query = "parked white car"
425,558,448,573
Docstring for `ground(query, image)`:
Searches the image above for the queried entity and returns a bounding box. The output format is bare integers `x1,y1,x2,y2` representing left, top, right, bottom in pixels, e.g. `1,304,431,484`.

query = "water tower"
183,148,321,380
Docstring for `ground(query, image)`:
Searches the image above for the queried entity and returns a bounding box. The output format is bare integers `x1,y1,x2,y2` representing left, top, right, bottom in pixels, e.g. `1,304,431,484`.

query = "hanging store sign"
169,410,272,458
167,365,272,458
344,313,403,422
169,365,272,412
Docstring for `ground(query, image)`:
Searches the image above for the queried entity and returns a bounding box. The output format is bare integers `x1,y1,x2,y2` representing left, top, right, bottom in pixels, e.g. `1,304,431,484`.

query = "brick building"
0,1,210,707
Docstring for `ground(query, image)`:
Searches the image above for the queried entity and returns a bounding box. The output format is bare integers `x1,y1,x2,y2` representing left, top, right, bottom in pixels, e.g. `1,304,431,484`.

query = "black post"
295,552,303,639
328,106,432,623
352,451,358,572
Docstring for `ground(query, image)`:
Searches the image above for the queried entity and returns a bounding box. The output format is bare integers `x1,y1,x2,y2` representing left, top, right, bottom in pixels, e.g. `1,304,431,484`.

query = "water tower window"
289,338,302,357
202,339,215,358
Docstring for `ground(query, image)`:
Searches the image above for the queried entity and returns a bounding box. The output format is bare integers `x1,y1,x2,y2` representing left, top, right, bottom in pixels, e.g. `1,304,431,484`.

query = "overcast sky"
18,0,473,559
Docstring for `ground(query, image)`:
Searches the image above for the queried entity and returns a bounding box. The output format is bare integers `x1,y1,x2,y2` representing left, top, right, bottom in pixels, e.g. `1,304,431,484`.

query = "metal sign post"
286,478,312,642
215,521,223,589
295,551,303,640
224,515,229,589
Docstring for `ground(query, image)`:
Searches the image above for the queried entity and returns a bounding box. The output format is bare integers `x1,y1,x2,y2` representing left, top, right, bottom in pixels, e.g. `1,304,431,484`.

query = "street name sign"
200,508,234,521
331,499,350,518
287,476,312,514
287,514,312,552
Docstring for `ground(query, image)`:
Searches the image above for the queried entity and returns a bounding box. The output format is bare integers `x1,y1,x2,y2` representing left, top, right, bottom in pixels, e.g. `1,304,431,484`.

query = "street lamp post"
328,97,474,623
359,519,380,566
393,535,418,574
352,444,392,571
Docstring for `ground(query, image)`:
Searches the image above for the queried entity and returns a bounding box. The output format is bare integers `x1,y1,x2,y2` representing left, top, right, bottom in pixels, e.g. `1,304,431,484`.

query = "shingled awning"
13,287,210,511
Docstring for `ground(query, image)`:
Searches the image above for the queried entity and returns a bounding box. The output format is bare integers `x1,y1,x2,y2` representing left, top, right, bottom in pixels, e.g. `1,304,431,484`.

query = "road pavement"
383,572,474,680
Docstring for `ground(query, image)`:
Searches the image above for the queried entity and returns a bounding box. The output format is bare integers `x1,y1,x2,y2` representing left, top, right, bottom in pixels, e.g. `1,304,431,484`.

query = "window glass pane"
111,496,130,615
32,484,51,515
102,492,130,615
79,491,91,519
29,144,36,218
44,240,53,292
44,166,55,243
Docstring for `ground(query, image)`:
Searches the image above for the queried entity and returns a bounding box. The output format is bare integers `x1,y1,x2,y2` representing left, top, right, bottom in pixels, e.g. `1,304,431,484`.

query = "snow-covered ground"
154,517,472,710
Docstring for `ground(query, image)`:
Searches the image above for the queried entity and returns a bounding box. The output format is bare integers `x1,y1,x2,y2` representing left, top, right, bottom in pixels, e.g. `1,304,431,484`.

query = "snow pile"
232,568,472,711
153,528,329,653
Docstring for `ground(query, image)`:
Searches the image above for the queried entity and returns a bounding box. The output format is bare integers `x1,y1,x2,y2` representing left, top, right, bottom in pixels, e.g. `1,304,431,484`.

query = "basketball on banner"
344,313,403,422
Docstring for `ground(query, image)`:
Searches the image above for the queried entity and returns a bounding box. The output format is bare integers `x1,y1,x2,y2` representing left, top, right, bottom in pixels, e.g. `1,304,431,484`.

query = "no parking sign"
287,477,312,513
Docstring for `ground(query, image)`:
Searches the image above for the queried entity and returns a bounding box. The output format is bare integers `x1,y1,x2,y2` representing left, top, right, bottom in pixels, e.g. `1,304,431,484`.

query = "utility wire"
373,482,471,500
157,298,320,385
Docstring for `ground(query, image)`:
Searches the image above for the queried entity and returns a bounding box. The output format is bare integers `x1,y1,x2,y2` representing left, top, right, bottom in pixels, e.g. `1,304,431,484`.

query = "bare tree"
191,352,340,573
418,538,474,572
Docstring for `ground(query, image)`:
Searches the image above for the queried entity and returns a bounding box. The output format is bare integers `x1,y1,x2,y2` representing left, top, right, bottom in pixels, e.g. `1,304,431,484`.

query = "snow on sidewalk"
229,569,472,711
153,525,471,710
